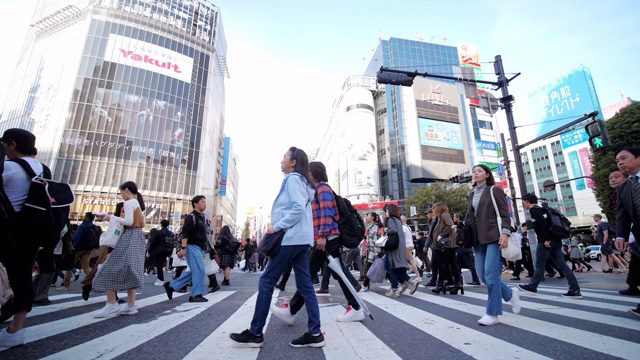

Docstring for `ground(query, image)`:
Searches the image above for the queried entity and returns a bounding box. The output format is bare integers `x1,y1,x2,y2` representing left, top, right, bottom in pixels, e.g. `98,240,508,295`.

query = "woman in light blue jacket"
230,147,324,349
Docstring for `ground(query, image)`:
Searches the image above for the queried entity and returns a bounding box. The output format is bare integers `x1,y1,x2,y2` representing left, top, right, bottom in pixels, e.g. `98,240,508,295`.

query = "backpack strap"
9,158,51,179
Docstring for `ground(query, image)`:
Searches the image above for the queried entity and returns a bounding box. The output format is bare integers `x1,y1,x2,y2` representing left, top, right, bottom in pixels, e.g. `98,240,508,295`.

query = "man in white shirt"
401,216,421,281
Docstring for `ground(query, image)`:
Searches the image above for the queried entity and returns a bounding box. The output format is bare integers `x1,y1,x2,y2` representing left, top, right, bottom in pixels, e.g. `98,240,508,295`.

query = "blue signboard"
526,66,603,141
497,163,505,177
560,128,588,149
475,140,497,152
419,118,463,150
220,137,230,196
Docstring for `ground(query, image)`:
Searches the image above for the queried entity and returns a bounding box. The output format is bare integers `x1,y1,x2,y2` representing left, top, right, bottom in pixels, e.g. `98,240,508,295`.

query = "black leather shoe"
619,287,640,296
189,295,208,302
163,282,174,300
209,285,221,293
33,299,52,305
82,284,91,301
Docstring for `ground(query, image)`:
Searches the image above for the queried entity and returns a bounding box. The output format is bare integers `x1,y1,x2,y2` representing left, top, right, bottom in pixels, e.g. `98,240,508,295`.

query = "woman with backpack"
93,181,146,317
216,225,237,286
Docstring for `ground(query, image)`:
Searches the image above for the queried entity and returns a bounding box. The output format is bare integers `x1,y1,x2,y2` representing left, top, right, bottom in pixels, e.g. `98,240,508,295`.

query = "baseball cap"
0,128,37,155
593,214,603,219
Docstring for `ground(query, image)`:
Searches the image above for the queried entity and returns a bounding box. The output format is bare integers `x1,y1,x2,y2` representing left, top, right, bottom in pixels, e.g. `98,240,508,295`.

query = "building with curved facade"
0,0,228,228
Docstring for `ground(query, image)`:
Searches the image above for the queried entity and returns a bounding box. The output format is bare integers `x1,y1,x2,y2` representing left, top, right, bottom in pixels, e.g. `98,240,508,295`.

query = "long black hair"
472,164,496,187
367,212,384,228
288,146,311,185
120,181,146,211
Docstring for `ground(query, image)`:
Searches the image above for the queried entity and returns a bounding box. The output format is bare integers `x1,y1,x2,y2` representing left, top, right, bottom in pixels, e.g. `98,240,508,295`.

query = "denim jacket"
271,173,315,246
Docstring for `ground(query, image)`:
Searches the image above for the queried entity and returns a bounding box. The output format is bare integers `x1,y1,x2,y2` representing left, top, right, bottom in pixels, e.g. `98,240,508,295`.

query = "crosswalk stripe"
47,294,81,301
184,290,280,359
462,290,640,331
535,287,639,303
41,291,233,360
407,289,640,359
536,284,624,294
516,290,631,312
28,293,130,317
362,291,551,360
320,304,402,360
0,292,188,350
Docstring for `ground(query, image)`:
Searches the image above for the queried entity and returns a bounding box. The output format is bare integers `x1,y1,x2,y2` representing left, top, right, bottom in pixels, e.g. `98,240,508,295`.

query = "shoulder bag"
99,219,124,248
259,230,285,257
489,186,522,261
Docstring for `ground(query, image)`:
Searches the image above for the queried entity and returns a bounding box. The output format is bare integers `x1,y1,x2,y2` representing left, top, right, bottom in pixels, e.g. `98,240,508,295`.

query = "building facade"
0,0,228,228
218,136,239,229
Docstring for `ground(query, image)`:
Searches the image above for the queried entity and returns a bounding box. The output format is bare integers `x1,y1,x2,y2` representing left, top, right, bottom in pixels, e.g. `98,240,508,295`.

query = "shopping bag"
205,257,219,275
99,220,124,248
501,233,522,262
366,257,386,283
171,248,188,267
374,235,388,248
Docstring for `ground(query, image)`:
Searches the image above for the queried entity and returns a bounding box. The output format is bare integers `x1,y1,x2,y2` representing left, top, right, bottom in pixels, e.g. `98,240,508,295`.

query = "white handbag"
99,220,124,248
489,186,522,261
374,235,388,248
0,262,14,306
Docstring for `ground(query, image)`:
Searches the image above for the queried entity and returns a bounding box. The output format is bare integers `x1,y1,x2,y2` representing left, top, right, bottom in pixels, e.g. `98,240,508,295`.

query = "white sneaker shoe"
509,287,521,314
154,280,164,286
477,314,499,326
409,279,420,295
270,303,296,325
0,328,25,348
93,302,120,318
385,288,400,298
336,306,365,322
116,304,139,316
399,282,409,295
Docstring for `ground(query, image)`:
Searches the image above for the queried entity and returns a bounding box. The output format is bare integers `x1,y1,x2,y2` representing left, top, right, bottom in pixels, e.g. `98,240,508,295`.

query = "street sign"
497,163,505,177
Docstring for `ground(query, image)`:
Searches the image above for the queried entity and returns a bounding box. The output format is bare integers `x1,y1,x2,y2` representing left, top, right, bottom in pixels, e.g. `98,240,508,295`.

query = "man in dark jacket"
518,194,581,298
71,212,99,277
147,219,174,286
243,238,254,272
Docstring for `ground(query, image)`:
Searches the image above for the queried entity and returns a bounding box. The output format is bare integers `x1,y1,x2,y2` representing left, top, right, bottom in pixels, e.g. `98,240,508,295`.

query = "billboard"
526,66,603,142
419,118,464,151
220,137,230,196
560,128,594,191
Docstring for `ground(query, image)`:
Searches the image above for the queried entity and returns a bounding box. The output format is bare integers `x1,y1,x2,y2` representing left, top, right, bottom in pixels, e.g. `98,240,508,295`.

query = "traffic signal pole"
500,133,521,226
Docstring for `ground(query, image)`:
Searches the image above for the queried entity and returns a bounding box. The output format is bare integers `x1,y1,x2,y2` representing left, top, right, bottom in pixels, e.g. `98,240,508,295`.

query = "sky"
1,0,639,222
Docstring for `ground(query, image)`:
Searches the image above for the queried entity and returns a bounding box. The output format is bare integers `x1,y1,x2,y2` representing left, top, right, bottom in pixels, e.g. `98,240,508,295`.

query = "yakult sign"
104,34,193,83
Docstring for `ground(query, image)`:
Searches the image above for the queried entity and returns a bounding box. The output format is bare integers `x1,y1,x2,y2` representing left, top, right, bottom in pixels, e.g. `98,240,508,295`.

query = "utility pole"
501,133,520,226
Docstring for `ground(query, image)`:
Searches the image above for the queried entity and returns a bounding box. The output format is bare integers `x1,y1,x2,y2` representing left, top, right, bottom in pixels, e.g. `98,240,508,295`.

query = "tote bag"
366,257,386,283
99,220,124,248
489,186,522,261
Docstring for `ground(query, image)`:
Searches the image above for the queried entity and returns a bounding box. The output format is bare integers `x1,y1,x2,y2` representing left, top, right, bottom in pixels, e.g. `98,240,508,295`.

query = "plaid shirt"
312,182,339,241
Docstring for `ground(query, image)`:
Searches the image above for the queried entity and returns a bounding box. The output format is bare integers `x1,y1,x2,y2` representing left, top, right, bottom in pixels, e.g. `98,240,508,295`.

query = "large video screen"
418,117,464,151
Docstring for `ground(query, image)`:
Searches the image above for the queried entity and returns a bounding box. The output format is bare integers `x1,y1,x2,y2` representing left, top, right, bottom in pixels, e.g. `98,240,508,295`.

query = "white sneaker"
0,328,25,348
270,303,296,325
409,279,420,295
509,287,521,314
154,280,164,286
385,288,400,298
116,304,139,316
477,314,499,326
93,302,120,318
399,282,409,295
336,306,365,322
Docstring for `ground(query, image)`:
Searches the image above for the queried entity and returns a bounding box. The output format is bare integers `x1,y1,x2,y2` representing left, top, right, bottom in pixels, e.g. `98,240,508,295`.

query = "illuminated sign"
422,84,452,106
419,118,463,150
104,34,194,83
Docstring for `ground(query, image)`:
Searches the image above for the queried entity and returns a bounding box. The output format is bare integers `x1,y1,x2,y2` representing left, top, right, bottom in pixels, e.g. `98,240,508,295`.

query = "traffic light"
585,119,611,151
376,71,415,86
449,175,460,183
459,175,472,183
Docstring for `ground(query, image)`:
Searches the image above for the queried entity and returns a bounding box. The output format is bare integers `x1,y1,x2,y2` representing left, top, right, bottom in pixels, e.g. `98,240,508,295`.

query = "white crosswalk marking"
47,294,81,301
184,290,279,360
362,291,552,360
41,292,233,360
28,293,129,317
536,287,639,303
320,304,401,360
517,289,631,311
406,288,640,359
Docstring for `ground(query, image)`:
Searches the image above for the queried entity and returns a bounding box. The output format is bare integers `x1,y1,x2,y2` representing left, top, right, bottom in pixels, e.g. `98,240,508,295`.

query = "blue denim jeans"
475,242,513,316
171,244,206,297
529,241,580,291
250,245,320,336
383,254,410,290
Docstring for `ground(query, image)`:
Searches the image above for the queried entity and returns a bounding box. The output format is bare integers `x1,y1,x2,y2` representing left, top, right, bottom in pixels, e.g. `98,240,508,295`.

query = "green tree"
405,182,473,230
591,101,640,221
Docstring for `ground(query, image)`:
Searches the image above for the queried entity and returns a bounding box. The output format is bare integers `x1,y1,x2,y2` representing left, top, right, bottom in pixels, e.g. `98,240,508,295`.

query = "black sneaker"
222,279,230,286
189,295,209,302
82,284,91,301
163,282,174,300
209,285,220,293
468,281,481,286
561,290,582,298
603,269,613,273
510,276,521,281
518,284,537,294
230,329,264,348
290,332,325,348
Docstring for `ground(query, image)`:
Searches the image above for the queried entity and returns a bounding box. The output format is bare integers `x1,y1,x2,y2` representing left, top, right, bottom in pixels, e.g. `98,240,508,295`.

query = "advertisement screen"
419,118,464,151
526,67,603,142
220,137,230,196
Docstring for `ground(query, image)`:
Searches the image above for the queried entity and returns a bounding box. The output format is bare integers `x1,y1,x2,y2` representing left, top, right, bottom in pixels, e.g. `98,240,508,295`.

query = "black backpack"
226,237,241,254
87,225,101,250
545,207,572,240
8,158,74,249
317,184,365,249
160,229,176,253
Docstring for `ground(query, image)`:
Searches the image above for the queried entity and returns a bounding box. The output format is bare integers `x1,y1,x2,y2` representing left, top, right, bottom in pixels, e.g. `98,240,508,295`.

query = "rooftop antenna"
429,35,435,42
417,32,424,41
376,31,384,41
441,37,448,44
621,88,625,99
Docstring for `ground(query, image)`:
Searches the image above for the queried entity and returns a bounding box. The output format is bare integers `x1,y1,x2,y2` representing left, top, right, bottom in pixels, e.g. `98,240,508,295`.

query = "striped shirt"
312,182,340,241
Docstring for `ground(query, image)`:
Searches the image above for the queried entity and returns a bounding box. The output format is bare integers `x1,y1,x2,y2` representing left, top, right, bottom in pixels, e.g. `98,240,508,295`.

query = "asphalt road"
1,266,639,360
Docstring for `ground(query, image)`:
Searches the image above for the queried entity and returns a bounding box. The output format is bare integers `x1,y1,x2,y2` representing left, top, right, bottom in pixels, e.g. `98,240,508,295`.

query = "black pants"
430,248,440,283
154,252,170,281
627,247,640,288
545,258,564,276
290,239,359,314
0,234,38,313
513,248,534,277
455,250,479,283
437,248,459,286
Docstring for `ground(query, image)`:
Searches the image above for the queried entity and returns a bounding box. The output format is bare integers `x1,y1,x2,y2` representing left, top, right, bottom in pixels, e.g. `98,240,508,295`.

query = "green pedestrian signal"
585,119,611,151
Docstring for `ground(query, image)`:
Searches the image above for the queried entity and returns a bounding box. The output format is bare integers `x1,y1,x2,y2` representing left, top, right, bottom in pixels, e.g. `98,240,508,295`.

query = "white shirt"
402,224,413,248
2,157,44,212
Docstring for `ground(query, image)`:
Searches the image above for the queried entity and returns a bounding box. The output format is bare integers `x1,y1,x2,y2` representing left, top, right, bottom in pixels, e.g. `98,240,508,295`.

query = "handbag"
383,232,400,251
0,262,14,306
374,235,388,248
259,230,285,257
99,220,124,248
489,186,522,261
366,257,386,283
437,236,452,249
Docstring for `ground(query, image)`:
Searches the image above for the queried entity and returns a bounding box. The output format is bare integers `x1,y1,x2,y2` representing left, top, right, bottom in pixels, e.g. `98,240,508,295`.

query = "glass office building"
0,0,228,227
364,38,473,201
